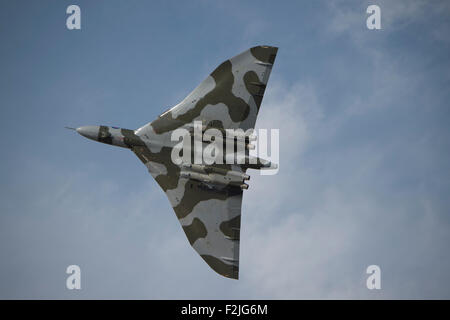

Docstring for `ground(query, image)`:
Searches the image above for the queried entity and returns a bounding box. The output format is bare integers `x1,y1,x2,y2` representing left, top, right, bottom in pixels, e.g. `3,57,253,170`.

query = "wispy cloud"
1,0,450,299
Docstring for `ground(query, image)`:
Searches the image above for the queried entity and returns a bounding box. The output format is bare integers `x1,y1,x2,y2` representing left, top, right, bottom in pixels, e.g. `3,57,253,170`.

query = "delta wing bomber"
71,46,278,279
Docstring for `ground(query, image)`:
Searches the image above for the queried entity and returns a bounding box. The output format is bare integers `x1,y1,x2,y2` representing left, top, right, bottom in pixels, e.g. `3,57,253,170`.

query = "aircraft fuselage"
76,125,145,149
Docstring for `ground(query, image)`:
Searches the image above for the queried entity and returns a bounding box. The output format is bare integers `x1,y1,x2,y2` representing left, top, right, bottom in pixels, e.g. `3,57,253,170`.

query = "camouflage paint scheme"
75,46,278,279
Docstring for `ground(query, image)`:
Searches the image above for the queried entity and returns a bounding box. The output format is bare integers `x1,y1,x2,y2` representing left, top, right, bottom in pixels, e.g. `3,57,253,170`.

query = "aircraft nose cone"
76,126,99,141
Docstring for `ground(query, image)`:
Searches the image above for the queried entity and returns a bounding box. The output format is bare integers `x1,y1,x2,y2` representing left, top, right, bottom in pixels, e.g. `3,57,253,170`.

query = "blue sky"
1,0,450,298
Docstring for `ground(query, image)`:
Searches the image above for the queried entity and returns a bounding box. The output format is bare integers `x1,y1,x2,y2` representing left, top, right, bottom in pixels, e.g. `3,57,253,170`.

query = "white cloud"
235,73,450,298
